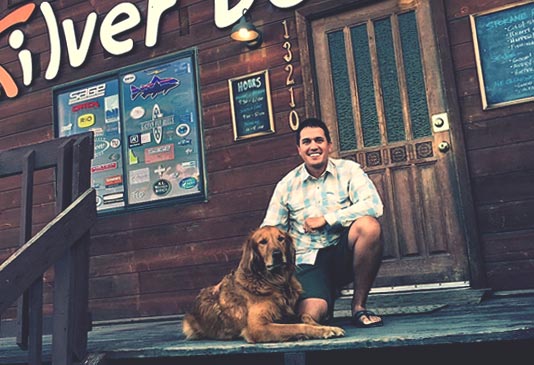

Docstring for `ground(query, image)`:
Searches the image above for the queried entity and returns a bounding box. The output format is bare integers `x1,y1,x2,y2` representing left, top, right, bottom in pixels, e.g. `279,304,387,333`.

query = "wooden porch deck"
1,289,533,364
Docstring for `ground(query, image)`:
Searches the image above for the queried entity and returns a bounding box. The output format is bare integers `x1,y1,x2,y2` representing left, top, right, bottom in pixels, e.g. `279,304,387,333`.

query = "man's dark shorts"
295,228,353,312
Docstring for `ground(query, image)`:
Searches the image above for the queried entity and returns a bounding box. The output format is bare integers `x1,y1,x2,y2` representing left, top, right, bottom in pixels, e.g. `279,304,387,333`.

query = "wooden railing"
0,132,96,365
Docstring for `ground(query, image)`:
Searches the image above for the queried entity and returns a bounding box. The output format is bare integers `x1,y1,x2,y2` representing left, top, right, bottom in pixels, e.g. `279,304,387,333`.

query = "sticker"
105,175,123,188
179,177,198,190
103,192,124,204
91,162,117,173
154,164,169,177
144,144,174,164
129,149,139,165
123,74,136,84
153,179,171,196
105,122,120,134
130,106,145,120
176,139,192,146
132,190,146,200
179,112,193,123
153,126,163,144
176,123,190,137
94,137,110,157
129,168,150,185
109,153,121,161
130,76,180,100
152,104,163,119
72,101,99,113
105,95,120,123
69,83,106,105
128,134,141,148
89,127,104,136
141,133,151,144
61,123,73,133
110,138,121,148
181,161,197,168
78,113,95,128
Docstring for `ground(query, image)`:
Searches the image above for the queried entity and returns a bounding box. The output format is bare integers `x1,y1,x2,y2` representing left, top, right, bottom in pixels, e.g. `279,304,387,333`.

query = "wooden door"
312,0,470,288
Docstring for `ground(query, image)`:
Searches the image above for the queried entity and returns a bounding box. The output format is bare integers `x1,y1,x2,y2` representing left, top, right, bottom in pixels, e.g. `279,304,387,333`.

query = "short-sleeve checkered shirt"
262,158,383,265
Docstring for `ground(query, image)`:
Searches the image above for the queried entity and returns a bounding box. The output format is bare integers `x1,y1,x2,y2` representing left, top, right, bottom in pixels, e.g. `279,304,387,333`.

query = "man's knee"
348,216,381,245
298,298,329,323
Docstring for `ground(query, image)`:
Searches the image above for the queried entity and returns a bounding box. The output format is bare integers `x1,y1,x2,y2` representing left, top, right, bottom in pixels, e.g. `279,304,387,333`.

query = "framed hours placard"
229,70,275,141
54,49,207,214
471,1,534,109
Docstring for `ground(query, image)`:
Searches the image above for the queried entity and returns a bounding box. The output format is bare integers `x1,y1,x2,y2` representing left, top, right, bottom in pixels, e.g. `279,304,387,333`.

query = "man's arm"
261,183,290,230
324,167,383,227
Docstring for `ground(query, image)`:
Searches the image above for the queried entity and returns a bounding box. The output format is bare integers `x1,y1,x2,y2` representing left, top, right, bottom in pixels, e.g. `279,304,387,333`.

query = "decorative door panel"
312,0,469,287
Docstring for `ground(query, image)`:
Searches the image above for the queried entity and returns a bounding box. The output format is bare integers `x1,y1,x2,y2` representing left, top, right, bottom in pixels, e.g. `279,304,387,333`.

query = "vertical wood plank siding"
446,0,534,289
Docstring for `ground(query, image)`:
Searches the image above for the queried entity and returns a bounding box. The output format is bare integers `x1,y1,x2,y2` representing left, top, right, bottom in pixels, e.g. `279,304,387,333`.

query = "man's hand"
304,216,327,233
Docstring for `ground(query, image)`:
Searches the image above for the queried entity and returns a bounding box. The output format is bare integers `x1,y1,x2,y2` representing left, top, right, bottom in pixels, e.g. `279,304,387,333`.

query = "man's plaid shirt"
262,158,383,265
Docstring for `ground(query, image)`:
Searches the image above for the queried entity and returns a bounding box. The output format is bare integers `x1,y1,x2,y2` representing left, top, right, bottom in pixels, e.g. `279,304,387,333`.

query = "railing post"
71,135,92,359
52,140,75,365
52,134,93,365
16,150,35,350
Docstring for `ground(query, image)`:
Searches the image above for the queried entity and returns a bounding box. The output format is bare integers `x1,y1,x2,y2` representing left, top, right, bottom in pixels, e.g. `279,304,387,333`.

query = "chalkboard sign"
471,2,534,109
229,70,275,140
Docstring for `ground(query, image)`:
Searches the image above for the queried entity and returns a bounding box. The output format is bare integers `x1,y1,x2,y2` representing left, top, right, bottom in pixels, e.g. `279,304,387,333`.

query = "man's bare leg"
347,216,383,326
298,298,328,323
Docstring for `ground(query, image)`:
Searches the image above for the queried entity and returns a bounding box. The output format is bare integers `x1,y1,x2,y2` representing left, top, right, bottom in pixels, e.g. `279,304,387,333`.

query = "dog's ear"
285,231,296,266
240,233,264,273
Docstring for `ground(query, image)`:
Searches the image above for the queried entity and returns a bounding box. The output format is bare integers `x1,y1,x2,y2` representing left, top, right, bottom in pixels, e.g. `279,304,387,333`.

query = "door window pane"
327,30,357,151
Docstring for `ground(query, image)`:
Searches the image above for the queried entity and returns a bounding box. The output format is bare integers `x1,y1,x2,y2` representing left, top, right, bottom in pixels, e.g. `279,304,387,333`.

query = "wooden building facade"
1,0,533,323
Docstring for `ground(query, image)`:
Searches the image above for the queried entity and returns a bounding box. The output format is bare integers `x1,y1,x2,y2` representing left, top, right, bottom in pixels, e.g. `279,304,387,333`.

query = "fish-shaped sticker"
130,75,180,100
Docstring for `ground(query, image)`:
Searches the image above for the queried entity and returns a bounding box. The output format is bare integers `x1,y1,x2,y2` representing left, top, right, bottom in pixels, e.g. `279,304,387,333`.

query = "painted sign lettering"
0,0,305,100
214,0,305,28
0,0,177,99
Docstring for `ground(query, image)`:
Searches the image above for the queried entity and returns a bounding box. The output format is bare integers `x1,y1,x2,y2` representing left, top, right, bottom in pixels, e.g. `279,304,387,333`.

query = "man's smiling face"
297,126,333,177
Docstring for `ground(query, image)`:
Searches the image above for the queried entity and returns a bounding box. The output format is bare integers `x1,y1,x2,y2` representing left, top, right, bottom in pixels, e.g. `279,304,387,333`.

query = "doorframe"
294,0,487,288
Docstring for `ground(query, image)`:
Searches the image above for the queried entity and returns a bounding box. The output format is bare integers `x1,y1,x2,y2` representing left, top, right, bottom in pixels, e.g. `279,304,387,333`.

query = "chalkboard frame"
229,69,275,141
471,1,534,109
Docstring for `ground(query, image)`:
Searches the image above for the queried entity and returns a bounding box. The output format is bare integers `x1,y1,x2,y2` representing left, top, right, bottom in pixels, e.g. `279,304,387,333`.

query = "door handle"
438,141,450,153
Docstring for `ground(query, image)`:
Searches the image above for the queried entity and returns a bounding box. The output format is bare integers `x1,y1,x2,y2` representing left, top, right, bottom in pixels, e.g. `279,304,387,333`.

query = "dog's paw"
319,325,345,338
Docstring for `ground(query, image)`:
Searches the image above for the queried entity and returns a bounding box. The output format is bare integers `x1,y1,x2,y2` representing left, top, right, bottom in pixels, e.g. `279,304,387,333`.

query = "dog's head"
240,226,296,276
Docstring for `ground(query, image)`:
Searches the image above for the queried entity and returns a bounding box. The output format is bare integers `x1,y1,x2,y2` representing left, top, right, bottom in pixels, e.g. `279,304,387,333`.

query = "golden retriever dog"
182,226,345,343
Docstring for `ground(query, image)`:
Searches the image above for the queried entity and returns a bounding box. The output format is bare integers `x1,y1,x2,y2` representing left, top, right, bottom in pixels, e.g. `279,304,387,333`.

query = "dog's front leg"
242,311,344,343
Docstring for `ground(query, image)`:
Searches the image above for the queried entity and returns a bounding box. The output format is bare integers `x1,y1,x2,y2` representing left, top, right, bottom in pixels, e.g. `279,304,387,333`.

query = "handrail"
0,188,96,314
0,132,95,365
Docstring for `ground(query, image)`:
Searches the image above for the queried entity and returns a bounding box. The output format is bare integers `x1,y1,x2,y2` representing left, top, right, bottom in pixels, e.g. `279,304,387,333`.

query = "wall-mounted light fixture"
230,9,263,49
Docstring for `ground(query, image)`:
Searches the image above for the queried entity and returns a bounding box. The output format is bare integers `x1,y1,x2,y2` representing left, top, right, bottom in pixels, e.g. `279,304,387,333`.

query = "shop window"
53,49,206,214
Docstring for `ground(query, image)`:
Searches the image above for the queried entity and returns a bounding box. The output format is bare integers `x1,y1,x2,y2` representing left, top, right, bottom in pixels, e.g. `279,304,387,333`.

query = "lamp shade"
230,16,260,42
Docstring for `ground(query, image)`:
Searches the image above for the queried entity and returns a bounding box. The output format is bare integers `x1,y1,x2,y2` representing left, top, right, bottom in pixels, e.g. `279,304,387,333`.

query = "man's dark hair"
295,118,332,145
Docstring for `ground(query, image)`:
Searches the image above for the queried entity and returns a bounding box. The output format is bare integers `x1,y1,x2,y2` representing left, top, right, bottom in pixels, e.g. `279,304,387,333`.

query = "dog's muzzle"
267,249,285,271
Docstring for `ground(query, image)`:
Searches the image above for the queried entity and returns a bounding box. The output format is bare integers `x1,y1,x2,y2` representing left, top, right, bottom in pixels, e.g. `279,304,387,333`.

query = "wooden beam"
0,188,96,314
284,352,306,365
0,132,93,178
16,150,35,350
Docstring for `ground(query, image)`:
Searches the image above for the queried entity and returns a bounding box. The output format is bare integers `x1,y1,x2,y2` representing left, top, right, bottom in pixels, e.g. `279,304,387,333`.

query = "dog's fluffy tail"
182,314,203,340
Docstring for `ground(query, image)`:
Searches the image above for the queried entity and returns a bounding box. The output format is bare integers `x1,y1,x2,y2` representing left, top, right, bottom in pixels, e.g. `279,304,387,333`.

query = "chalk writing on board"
471,2,534,109
229,70,275,140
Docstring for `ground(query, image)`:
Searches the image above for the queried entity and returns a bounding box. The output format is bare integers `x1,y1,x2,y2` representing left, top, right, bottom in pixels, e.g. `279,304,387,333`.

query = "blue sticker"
179,177,198,190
